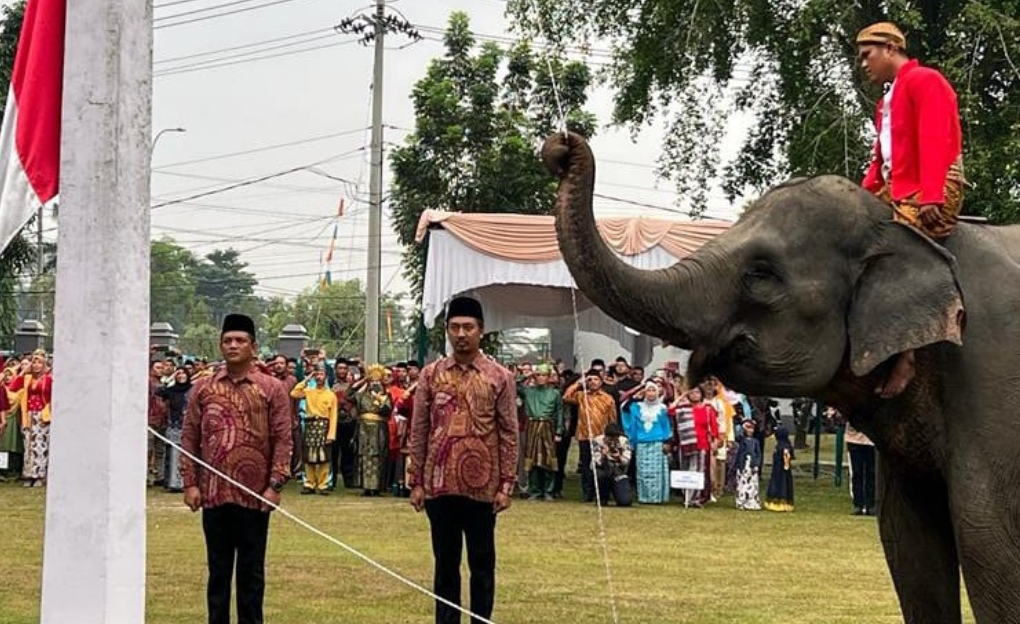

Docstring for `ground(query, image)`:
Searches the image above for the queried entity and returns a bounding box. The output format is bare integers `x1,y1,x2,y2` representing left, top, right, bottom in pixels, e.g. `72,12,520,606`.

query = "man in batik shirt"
409,296,518,624
181,314,293,624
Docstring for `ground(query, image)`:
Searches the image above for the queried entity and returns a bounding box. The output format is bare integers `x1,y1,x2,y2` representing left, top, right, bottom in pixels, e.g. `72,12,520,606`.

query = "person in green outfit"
518,363,564,501
0,362,18,479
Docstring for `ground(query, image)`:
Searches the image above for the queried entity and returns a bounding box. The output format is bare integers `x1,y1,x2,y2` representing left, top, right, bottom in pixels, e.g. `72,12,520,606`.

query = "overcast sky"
140,0,747,303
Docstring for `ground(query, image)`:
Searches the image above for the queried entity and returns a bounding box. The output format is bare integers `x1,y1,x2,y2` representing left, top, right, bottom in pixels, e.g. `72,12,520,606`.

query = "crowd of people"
141,344,804,512
508,357,799,512
0,344,872,521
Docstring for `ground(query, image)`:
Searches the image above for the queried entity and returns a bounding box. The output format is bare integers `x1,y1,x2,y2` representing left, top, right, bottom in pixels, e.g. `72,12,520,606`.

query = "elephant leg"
878,464,961,624
950,476,1020,623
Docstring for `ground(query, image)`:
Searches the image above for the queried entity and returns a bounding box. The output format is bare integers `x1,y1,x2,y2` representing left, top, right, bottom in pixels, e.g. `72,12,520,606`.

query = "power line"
156,34,339,72
154,27,334,64
155,0,278,21
155,30,336,66
154,0,313,29
155,40,358,76
151,148,365,209
154,127,370,169
155,0,231,8
151,199,366,220
156,168,360,194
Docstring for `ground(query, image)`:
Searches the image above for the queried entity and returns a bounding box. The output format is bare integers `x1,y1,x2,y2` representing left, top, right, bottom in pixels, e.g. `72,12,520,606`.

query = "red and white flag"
0,0,65,254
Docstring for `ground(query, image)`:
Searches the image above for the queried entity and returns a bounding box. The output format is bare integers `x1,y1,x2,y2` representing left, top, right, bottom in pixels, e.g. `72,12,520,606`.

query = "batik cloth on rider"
878,158,965,239
764,429,795,512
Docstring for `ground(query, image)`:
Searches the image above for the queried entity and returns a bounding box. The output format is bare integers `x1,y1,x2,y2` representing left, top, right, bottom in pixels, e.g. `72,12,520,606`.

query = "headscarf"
166,367,192,394
637,381,664,432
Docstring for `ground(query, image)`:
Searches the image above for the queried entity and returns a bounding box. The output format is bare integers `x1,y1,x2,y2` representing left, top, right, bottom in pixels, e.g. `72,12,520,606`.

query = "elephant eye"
745,263,780,282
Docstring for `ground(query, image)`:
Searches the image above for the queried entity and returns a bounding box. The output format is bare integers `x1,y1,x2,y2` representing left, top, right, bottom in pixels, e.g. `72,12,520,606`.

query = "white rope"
148,427,500,624
523,0,620,617
527,0,569,137
569,288,621,624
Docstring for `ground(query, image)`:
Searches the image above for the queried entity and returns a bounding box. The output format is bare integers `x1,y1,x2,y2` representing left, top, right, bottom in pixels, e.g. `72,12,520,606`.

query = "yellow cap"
856,22,907,51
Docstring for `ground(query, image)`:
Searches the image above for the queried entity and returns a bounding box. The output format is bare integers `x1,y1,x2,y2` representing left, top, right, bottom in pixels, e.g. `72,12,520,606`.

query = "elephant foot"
876,350,916,399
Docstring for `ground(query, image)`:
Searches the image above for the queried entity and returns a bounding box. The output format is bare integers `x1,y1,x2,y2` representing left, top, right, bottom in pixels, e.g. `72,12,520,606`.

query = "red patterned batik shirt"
181,366,293,511
408,354,518,504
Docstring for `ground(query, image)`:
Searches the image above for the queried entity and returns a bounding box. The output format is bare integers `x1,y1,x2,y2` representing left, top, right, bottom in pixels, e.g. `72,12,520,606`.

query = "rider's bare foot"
875,350,916,399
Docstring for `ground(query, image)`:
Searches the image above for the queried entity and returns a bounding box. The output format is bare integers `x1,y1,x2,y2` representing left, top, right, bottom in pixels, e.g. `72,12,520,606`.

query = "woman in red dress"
8,350,53,487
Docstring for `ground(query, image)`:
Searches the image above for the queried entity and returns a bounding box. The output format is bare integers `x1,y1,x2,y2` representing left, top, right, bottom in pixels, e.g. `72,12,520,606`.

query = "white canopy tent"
416,210,731,366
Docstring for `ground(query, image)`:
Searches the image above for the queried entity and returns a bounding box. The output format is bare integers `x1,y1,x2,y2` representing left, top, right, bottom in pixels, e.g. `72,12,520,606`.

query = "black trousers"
424,496,497,624
202,504,271,624
848,443,876,510
331,419,358,488
578,441,595,501
552,436,571,495
596,472,632,506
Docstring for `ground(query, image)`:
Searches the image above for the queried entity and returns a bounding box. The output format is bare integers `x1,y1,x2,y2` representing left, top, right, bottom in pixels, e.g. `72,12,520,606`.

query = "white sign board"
0,452,8,470
670,470,704,490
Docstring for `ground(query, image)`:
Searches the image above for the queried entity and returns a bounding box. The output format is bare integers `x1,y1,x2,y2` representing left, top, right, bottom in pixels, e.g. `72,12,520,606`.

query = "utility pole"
337,0,419,364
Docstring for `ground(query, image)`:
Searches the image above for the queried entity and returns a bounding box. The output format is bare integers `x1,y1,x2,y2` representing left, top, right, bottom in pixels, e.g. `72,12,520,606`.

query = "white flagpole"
40,0,152,621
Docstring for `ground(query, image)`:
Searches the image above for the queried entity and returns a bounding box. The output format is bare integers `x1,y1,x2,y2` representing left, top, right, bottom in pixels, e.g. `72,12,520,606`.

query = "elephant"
541,132,1020,624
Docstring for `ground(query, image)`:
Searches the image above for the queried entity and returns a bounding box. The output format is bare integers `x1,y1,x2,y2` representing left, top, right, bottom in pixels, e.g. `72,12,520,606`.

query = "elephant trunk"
542,132,704,349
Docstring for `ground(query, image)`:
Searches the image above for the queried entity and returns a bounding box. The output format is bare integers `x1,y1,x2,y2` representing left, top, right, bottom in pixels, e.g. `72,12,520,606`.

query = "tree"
178,300,219,358
510,0,1020,222
150,237,199,332
390,11,596,305
258,295,293,352
283,279,408,360
192,248,259,326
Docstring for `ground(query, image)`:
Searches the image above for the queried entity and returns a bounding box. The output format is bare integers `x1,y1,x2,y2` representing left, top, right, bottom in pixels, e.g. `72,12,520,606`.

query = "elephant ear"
848,222,965,377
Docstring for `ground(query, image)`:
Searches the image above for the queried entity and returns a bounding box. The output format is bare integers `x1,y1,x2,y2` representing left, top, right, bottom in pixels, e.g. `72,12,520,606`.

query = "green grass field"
0,458,974,624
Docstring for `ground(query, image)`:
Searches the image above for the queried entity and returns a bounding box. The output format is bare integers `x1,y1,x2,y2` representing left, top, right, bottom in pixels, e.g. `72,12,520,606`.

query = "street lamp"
151,126,186,155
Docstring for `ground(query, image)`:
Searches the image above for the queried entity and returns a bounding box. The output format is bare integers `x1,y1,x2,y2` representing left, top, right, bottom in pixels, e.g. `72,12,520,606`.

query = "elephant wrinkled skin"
543,132,1020,624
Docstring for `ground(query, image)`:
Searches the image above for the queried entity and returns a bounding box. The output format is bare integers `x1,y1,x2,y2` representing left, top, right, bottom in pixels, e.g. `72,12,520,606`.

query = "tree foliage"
281,280,411,362
510,0,1020,222
149,238,259,336
193,248,259,326
390,11,597,307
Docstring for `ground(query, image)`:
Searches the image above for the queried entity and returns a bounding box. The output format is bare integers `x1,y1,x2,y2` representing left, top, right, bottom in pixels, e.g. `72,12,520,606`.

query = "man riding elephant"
856,21,967,399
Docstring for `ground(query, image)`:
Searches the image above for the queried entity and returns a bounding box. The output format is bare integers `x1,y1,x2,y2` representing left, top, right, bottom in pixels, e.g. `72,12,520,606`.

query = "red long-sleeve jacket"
861,59,962,205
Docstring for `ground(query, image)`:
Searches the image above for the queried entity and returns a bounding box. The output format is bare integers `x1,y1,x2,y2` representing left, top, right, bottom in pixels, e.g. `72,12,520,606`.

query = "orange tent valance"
415,209,731,263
